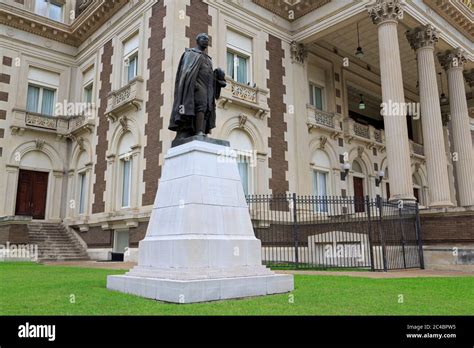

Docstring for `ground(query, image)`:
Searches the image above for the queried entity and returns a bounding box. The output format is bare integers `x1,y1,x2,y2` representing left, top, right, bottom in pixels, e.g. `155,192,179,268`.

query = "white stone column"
438,49,474,206
406,25,452,207
368,0,415,203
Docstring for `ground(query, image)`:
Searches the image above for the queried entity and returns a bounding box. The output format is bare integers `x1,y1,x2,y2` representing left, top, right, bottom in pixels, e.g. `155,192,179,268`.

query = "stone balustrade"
219,78,269,119
11,109,93,137
105,77,144,121
306,105,343,131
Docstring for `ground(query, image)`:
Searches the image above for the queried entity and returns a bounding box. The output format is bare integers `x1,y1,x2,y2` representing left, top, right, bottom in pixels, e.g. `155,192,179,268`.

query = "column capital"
463,69,474,88
368,0,404,26
406,25,439,51
438,48,467,71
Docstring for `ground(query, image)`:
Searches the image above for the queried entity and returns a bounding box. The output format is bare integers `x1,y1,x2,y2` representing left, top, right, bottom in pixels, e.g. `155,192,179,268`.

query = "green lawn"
0,262,472,315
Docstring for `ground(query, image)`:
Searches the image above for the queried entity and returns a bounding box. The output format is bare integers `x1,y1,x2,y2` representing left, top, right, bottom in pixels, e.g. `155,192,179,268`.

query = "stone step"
27,222,89,262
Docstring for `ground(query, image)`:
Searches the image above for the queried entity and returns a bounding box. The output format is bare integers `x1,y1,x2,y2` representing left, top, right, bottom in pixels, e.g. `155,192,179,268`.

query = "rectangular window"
226,30,252,85
309,84,323,110
78,173,86,214
121,159,132,208
237,160,249,196
48,1,63,22
123,34,139,85
36,0,63,22
26,85,40,113
227,51,249,84
127,54,138,82
84,84,93,104
313,170,328,212
27,84,56,116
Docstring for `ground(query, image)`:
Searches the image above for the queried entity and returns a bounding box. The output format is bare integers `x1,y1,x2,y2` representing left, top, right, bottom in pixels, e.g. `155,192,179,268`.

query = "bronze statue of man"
169,33,226,142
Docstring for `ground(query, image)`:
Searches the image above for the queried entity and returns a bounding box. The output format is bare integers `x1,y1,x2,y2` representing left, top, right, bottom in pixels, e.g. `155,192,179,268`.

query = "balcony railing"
374,129,383,143
230,80,257,103
219,78,269,118
353,122,370,139
105,77,144,121
11,109,94,137
344,118,385,147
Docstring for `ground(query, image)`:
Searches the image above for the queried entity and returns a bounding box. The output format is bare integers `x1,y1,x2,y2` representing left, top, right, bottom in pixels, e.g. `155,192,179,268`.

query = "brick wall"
92,41,113,214
420,211,474,244
0,224,29,244
0,55,11,157
142,1,167,206
73,226,113,248
185,0,212,47
266,35,289,196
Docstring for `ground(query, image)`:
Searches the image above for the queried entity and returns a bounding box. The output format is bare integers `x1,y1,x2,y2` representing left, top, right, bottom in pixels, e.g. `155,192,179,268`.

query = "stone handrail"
353,122,370,139
105,77,144,121
228,79,257,103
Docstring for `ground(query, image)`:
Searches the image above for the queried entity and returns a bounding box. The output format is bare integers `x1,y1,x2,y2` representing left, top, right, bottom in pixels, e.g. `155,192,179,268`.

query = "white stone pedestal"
107,137,293,303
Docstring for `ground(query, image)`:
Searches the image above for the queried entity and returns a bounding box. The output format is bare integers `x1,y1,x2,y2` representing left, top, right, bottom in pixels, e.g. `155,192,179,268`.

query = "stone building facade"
0,0,473,266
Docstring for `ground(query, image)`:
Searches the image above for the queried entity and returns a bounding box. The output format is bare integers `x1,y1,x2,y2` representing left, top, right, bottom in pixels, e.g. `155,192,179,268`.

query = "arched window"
229,129,254,196
117,132,134,209
76,150,89,215
311,149,331,212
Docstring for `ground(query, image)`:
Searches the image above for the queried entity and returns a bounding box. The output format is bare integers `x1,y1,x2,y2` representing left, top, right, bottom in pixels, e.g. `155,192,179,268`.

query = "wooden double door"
353,177,365,213
15,170,49,220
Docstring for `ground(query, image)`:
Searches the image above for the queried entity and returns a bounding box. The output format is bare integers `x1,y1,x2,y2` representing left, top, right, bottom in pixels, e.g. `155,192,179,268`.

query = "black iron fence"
246,194,424,271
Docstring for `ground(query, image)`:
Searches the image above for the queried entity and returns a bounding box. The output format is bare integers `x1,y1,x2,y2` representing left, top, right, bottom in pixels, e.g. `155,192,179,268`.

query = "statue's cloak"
168,48,217,133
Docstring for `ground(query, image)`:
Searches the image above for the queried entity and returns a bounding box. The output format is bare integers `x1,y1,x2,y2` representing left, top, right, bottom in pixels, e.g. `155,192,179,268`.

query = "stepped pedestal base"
108,273,293,303
106,139,293,303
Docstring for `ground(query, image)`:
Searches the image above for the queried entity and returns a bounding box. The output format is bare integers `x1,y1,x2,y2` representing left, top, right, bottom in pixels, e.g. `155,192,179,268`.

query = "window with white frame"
309,83,324,110
237,155,251,196
27,67,59,116
78,172,87,215
226,30,252,85
312,149,331,212
121,156,132,208
117,132,135,209
82,67,94,104
35,0,64,22
27,85,56,115
313,170,328,212
84,84,93,104
123,34,139,84
229,129,254,196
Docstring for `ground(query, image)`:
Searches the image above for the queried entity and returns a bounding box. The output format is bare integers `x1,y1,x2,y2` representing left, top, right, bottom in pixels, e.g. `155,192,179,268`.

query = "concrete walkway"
40,260,474,278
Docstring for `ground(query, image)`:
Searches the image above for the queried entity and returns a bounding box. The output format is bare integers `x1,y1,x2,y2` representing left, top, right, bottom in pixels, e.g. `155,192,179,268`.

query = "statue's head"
196,33,209,50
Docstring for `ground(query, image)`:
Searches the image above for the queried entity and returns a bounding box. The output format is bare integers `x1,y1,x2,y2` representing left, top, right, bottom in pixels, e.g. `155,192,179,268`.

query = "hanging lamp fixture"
355,22,364,58
358,94,366,110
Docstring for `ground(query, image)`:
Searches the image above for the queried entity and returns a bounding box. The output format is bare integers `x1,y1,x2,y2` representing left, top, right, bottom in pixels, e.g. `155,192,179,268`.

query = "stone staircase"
27,222,89,261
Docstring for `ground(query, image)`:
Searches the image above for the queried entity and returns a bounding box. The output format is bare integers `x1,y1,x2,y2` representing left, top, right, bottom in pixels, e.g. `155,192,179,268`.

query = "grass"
0,262,473,315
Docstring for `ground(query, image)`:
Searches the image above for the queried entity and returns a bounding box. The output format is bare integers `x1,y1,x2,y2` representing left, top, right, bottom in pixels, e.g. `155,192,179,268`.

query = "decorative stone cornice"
0,0,128,47
438,48,467,71
423,0,473,42
368,0,404,26
406,24,439,51
251,0,331,22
